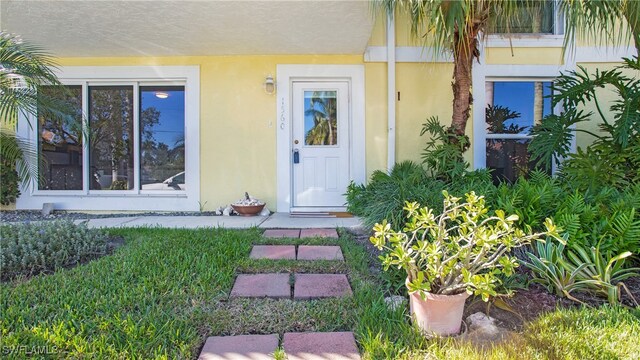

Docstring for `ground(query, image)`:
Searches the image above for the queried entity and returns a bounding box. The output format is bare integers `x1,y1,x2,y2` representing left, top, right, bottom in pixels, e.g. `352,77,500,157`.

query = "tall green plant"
420,117,469,180
529,56,640,192
0,32,74,201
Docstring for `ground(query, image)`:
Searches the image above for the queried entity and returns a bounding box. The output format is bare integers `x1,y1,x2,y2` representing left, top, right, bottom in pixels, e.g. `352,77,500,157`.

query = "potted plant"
231,192,266,216
370,191,560,335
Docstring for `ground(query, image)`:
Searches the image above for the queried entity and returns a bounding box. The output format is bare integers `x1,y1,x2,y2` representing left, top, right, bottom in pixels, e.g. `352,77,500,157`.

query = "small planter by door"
408,290,470,336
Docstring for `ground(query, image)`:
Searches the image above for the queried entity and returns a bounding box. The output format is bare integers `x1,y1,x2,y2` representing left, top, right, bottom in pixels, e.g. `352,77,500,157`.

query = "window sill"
485,34,564,48
31,191,188,198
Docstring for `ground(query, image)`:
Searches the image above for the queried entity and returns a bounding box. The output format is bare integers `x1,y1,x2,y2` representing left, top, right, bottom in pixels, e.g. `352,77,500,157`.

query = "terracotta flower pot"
408,288,470,336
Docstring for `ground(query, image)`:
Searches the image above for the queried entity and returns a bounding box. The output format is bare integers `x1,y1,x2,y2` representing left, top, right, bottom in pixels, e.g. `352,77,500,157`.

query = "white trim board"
275,64,365,213
364,45,635,63
16,66,201,211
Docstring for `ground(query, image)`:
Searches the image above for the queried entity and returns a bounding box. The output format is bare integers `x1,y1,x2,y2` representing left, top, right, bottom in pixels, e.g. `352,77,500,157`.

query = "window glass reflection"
38,85,83,190
89,86,134,190
140,86,185,190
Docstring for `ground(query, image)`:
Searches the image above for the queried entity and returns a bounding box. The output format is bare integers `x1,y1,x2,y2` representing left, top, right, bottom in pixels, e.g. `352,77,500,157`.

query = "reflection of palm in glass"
304,91,337,145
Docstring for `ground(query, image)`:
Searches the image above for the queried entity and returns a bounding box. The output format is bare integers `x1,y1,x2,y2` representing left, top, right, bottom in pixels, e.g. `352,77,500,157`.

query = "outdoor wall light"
155,92,169,99
264,75,276,95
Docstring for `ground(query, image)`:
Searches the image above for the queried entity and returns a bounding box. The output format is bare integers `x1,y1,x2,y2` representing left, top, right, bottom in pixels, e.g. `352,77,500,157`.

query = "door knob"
294,139,299,144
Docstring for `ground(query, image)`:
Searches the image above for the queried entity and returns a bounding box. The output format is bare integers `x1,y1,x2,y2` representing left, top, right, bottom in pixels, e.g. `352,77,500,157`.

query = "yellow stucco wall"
485,47,564,65
395,63,454,163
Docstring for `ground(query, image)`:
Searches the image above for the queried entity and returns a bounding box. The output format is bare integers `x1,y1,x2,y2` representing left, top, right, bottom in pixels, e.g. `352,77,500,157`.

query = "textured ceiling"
1,0,374,57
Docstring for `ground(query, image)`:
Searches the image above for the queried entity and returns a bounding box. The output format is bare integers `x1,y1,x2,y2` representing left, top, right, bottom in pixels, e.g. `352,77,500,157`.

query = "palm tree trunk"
534,82,544,125
450,32,478,137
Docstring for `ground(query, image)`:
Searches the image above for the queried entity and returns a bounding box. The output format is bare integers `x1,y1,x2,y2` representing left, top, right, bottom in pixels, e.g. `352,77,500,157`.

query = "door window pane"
89,86,134,190
139,86,186,190
38,85,83,190
304,91,337,146
486,81,553,134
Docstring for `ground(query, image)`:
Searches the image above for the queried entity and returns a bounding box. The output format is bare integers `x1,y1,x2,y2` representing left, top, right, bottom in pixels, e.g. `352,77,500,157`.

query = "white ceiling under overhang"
1,0,375,57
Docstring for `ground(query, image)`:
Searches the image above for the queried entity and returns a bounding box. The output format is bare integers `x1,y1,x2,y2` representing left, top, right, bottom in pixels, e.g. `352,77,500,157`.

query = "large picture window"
37,83,186,193
485,81,553,183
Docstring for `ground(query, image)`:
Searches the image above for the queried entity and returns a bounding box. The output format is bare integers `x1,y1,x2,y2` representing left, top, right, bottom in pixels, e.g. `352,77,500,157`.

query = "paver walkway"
230,274,291,299
202,228,361,359
199,334,279,360
199,332,360,360
249,245,296,260
284,332,360,360
263,228,339,239
294,274,352,300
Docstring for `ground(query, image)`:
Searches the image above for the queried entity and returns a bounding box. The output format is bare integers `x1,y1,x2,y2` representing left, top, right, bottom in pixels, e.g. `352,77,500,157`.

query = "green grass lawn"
1,228,639,359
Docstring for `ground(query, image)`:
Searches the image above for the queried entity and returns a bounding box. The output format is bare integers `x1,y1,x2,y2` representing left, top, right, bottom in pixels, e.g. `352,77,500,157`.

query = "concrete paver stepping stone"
230,274,291,298
283,332,361,360
199,334,279,360
250,245,296,260
300,228,339,238
263,229,301,238
293,274,352,299
297,245,344,261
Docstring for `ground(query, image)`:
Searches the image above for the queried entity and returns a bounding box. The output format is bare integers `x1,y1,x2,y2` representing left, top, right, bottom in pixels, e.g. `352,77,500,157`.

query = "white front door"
292,81,350,208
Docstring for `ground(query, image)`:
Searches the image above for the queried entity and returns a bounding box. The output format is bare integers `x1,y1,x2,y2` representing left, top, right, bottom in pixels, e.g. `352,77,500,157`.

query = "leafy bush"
420,117,469,181
530,56,640,192
553,188,640,254
346,160,446,229
0,155,20,205
371,191,560,301
0,220,108,280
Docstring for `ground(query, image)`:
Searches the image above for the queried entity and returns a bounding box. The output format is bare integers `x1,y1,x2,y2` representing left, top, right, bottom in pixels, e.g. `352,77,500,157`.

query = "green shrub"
346,160,446,229
420,117,469,181
530,56,640,192
0,149,20,205
0,220,108,280
346,160,498,230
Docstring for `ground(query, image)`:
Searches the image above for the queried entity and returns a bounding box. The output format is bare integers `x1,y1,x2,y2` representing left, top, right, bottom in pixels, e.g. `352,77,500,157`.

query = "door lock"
293,148,300,164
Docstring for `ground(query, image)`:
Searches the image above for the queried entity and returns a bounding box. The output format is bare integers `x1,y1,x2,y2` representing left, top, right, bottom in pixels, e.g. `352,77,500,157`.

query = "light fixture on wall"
263,75,276,95
155,91,169,99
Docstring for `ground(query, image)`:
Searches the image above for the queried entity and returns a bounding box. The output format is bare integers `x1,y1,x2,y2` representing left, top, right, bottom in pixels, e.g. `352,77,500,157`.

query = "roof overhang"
1,0,374,57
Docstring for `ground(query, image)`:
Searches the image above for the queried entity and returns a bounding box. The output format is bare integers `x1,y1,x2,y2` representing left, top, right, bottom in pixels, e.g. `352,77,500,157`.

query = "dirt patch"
464,283,577,331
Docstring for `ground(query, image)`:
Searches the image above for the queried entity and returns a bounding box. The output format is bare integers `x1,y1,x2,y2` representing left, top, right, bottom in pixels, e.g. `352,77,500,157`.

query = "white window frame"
16,66,200,211
473,62,573,172
483,78,559,176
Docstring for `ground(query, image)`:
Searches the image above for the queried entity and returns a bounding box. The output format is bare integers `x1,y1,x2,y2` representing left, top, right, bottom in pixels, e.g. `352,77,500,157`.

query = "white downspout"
387,13,396,171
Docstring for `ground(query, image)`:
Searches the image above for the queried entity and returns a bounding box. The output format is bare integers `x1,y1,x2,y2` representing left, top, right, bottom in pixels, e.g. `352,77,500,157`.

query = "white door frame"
276,65,365,213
